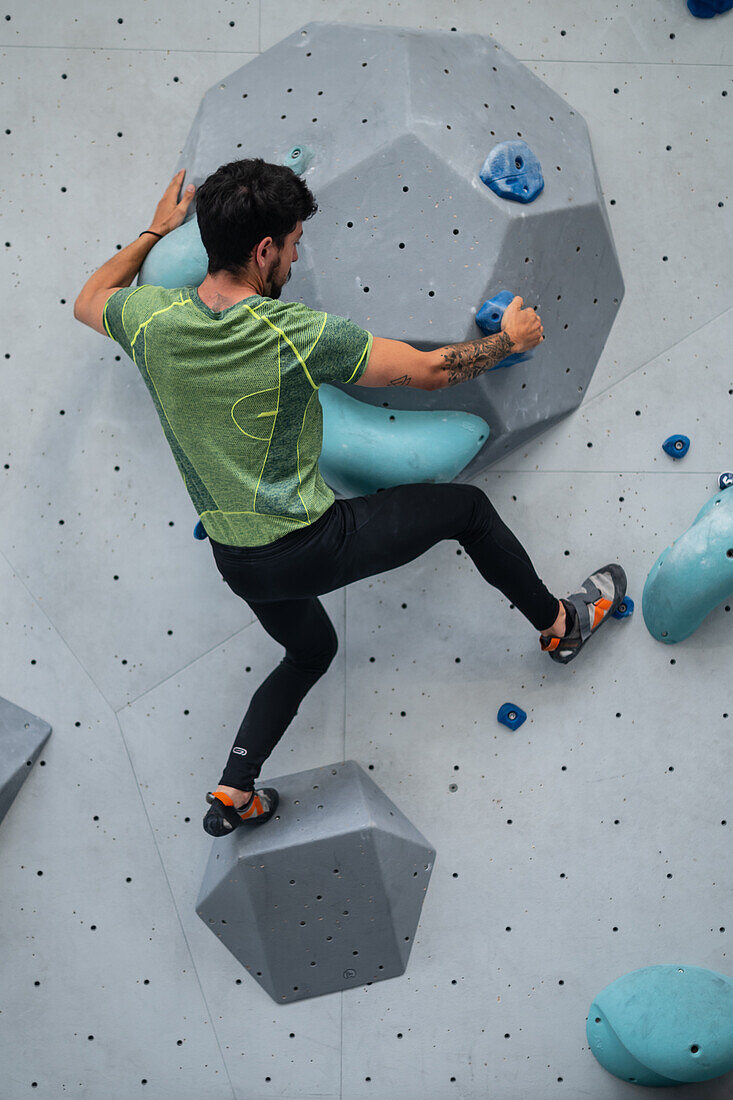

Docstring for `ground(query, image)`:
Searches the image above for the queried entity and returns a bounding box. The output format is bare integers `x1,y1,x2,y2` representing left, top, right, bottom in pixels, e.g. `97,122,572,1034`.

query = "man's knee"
287,621,338,674
456,484,497,542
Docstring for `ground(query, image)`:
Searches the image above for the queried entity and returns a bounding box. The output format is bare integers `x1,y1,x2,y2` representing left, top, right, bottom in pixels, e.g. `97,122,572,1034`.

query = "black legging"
208,482,560,791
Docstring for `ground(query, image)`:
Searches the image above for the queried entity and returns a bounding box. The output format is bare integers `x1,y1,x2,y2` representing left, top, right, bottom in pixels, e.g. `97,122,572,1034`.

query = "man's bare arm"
356,298,542,390
433,332,517,387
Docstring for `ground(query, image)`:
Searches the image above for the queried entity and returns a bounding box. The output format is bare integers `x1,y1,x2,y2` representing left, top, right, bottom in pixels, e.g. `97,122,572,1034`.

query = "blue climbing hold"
475,291,533,370
643,483,733,643
719,471,733,491
612,596,634,620
193,519,208,540
588,965,733,1086
282,144,315,176
479,140,544,204
662,434,690,459
497,703,526,731
687,0,733,17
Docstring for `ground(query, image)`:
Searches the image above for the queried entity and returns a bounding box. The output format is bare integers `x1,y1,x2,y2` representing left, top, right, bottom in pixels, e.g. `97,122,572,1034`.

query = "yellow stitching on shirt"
231,387,279,441
245,302,319,390
305,311,372,386
345,334,372,384
130,299,184,349
303,313,329,365
252,332,283,515
104,285,149,340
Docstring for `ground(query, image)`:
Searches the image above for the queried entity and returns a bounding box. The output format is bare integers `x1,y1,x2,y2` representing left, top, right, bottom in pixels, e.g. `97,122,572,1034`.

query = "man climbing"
74,159,626,837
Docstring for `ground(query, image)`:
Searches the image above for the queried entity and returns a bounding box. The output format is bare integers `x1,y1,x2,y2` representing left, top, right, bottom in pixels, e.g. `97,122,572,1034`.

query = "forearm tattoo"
438,332,515,387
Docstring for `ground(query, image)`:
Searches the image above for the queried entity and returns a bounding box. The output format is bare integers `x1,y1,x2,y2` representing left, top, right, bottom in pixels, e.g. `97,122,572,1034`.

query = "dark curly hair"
194,158,318,277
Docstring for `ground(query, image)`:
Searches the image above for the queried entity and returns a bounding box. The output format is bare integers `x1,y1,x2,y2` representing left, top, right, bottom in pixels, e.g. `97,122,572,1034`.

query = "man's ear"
255,237,274,268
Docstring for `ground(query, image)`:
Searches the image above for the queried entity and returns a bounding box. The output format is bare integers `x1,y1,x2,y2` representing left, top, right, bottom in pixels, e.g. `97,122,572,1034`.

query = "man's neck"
198,274,261,309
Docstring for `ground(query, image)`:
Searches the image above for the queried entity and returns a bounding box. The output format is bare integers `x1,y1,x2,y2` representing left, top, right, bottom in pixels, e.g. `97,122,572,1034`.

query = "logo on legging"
232,747,248,756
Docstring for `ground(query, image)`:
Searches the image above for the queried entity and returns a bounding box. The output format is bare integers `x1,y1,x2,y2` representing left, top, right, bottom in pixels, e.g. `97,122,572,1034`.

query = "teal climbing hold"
318,384,490,497
642,483,733,643
587,965,733,1086
282,144,315,176
139,215,209,290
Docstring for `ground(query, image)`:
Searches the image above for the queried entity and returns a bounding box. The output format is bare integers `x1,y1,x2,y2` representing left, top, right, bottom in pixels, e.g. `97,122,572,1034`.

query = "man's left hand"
147,169,196,237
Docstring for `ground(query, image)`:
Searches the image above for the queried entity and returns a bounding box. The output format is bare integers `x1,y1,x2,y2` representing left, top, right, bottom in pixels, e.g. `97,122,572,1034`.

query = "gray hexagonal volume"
174,22,624,478
196,761,435,1003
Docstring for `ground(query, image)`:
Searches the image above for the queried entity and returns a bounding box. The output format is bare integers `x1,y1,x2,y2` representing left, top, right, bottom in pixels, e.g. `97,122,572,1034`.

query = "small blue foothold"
193,519,207,540
480,140,544,204
719,472,733,491
687,0,732,17
612,596,634,620
476,291,533,370
662,434,690,459
497,703,527,731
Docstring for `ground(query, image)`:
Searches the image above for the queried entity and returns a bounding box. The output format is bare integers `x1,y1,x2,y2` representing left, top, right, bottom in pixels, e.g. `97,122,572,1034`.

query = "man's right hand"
501,296,544,352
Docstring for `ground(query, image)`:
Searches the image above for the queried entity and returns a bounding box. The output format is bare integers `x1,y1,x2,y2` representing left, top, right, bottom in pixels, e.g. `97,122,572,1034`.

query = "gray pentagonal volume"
0,697,52,828
174,21,623,478
196,760,436,1004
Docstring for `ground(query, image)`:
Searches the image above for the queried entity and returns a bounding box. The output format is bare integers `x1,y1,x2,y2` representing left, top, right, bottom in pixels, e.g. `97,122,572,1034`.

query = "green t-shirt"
103,285,373,547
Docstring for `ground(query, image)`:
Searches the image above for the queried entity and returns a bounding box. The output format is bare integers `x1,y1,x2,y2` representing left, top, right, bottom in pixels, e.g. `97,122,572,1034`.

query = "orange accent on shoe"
592,597,613,630
541,635,561,651
213,790,235,807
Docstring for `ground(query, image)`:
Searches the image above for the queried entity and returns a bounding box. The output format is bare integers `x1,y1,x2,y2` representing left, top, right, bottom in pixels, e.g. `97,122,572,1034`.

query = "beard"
268,266,292,300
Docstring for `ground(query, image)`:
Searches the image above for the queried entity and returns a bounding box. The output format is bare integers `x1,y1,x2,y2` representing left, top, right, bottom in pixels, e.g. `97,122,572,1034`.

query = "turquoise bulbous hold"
139,216,209,290
318,385,489,498
642,483,733,643
588,965,733,1087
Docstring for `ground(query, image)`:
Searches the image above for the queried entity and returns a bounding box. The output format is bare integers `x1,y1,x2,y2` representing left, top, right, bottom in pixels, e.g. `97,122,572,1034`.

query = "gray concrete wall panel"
1,2,731,1097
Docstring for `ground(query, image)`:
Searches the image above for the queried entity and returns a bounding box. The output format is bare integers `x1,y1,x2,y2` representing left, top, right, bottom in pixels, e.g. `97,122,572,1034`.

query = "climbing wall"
1,2,732,1098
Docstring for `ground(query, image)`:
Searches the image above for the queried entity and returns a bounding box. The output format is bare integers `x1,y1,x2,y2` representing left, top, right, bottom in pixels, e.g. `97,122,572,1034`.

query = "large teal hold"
139,216,208,289
318,385,489,497
643,484,733,643
588,965,733,1087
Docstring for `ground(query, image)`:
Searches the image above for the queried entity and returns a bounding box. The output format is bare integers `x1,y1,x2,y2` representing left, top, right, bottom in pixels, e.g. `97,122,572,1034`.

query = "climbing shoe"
540,563,627,664
203,786,279,836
